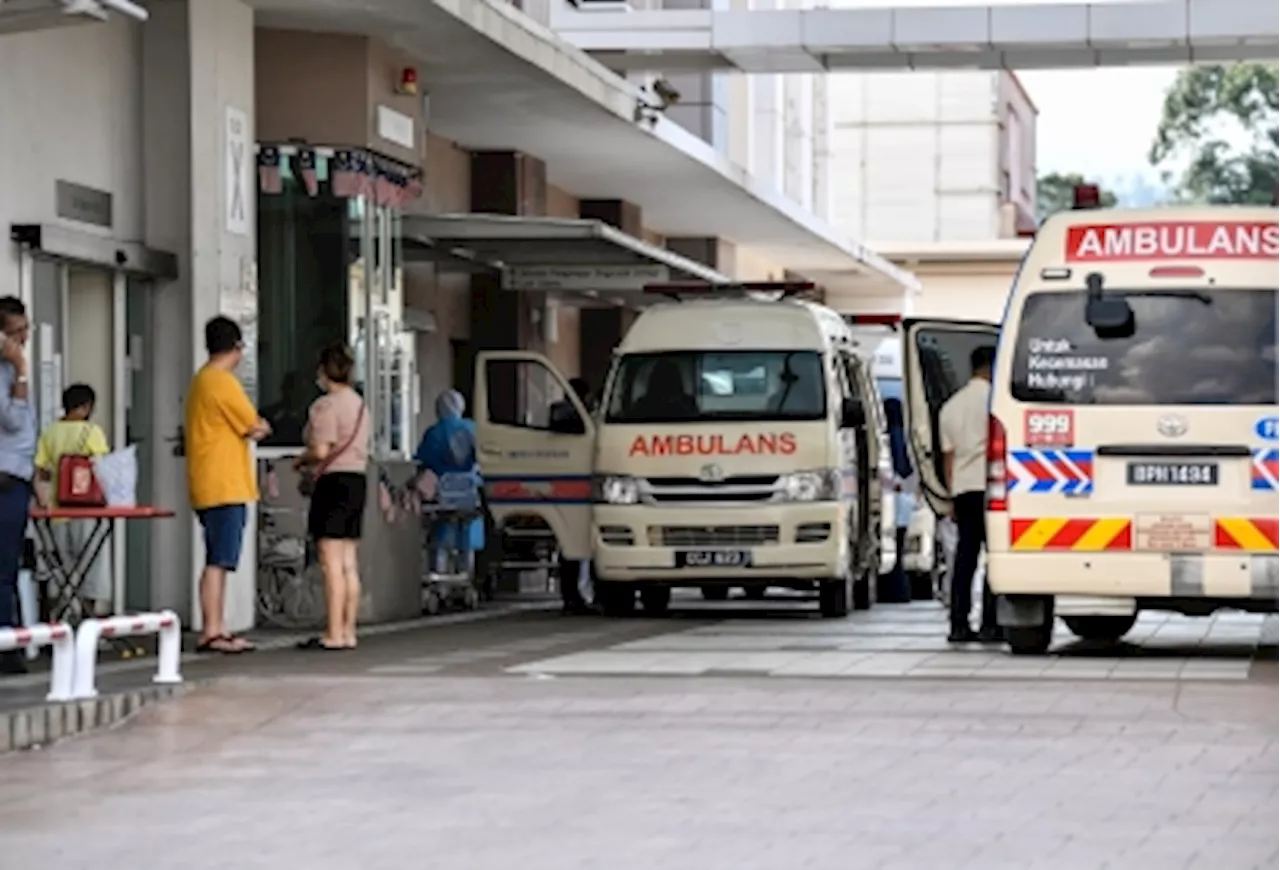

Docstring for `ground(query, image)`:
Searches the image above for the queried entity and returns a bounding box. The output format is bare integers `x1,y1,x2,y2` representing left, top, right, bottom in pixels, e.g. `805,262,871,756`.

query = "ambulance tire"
700,586,730,601
853,575,873,611
598,582,637,617
742,585,768,600
819,578,852,618
639,584,672,616
1062,614,1137,644
1005,622,1054,656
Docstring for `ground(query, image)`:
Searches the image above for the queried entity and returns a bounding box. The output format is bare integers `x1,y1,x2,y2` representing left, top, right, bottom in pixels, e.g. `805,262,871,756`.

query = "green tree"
1036,172,1117,220
1149,63,1278,205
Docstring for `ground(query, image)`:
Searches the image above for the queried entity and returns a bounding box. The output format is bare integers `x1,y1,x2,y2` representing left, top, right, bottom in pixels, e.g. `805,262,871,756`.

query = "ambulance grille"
655,525,781,548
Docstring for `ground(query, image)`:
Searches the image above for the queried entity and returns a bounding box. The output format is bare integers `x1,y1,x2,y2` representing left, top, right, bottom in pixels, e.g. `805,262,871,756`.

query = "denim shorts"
196,504,248,570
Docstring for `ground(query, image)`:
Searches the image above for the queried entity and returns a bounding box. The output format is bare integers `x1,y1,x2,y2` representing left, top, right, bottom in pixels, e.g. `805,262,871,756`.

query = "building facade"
827,69,1038,319
0,0,910,630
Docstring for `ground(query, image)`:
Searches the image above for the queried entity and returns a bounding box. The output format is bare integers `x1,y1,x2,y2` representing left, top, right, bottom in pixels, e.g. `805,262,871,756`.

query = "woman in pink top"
294,342,369,651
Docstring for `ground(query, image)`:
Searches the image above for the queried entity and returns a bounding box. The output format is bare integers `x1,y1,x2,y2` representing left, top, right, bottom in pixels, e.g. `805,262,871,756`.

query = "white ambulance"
846,316,943,594
903,205,1279,654
473,286,885,618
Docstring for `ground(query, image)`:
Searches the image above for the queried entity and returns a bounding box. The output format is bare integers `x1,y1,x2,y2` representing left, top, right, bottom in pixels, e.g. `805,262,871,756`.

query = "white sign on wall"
376,105,416,151
225,106,250,236
504,264,670,292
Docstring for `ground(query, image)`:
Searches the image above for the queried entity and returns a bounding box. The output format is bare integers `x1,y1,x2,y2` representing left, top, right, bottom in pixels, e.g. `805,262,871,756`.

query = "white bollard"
0,622,76,702
72,610,182,700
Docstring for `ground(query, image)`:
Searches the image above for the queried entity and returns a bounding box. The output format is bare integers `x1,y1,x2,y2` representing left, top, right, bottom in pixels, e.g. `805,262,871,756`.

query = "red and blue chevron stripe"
1008,449,1094,495
1252,448,1279,491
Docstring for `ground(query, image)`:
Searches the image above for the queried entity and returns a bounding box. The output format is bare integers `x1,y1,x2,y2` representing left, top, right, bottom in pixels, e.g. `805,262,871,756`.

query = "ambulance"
473,285,885,618
902,204,1279,654
845,316,943,595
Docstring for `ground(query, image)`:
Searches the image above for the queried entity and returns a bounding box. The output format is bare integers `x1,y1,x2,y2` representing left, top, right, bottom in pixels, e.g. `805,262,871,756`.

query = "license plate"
1126,462,1219,486
676,550,752,568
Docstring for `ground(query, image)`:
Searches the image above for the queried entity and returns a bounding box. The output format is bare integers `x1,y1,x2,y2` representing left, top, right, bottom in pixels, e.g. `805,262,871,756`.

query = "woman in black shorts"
295,342,370,650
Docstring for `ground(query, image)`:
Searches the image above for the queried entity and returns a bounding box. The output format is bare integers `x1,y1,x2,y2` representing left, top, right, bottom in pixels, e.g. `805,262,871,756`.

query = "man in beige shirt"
939,344,998,644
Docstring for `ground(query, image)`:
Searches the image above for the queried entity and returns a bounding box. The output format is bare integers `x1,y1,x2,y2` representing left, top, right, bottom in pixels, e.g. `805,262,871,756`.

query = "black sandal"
196,635,244,655
296,636,346,651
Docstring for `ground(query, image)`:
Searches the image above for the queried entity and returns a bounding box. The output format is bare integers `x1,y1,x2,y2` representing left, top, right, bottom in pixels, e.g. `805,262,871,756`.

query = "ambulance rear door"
473,351,595,560
901,319,1001,517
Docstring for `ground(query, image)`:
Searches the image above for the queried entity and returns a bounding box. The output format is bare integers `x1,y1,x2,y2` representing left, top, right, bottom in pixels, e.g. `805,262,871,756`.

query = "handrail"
72,611,182,699
0,623,75,702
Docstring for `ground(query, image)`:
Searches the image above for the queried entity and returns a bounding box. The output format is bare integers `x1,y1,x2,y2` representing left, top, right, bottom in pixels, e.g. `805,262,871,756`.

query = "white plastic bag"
92,445,139,507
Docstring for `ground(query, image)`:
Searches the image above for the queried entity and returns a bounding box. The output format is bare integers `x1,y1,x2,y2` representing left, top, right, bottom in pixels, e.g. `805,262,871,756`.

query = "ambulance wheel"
639,584,672,616
853,573,875,611
701,586,730,601
819,578,852,618
1005,622,1054,656
742,585,768,600
1062,615,1136,644
598,582,637,617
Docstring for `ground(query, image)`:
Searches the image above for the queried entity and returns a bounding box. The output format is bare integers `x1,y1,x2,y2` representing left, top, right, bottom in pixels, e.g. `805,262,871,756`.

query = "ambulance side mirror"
841,398,866,430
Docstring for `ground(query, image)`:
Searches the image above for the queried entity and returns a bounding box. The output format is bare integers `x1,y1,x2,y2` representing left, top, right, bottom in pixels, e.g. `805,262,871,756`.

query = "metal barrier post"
72,610,182,699
0,623,75,702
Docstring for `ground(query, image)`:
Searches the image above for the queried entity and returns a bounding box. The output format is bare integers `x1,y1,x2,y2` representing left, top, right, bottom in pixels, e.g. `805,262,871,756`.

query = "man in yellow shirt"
186,316,270,654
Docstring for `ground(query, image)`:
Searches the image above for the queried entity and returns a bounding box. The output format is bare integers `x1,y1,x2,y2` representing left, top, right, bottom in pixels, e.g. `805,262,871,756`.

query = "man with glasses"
0,297,35,674
186,316,271,654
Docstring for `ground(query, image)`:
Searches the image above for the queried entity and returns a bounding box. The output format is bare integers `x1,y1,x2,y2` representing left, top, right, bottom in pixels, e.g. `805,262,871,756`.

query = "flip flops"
195,634,256,654
296,636,346,651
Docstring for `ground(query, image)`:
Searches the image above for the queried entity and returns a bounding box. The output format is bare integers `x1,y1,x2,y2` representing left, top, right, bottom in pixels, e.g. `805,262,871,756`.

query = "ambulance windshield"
605,350,827,423
1010,288,1277,405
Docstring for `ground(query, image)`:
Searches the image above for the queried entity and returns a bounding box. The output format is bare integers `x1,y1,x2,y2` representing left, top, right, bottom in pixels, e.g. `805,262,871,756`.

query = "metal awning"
401,213,730,302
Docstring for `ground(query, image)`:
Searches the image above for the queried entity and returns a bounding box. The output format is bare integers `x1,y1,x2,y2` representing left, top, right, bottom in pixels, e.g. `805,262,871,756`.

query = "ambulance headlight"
779,470,840,502
594,475,640,505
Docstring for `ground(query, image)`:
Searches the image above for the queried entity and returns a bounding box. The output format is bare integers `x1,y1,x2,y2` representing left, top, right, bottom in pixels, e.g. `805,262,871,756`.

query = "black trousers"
951,491,996,632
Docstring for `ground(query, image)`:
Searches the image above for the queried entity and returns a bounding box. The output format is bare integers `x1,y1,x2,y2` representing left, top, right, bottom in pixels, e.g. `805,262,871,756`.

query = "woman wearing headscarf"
414,389,485,577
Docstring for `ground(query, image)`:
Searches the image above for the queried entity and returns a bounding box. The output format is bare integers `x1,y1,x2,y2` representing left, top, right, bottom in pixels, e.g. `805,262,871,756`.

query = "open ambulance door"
473,351,595,560
902,319,1001,517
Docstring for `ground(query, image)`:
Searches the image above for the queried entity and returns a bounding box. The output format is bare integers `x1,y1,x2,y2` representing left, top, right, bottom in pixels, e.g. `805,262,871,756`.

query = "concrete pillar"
467,151,547,416
666,236,737,275
142,0,256,631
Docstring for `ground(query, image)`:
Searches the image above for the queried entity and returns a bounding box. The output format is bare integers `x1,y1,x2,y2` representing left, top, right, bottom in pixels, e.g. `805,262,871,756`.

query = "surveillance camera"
652,78,681,109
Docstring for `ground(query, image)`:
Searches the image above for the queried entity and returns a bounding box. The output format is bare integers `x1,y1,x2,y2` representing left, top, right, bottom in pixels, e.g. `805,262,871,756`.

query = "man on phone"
186,317,271,654
0,297,36,674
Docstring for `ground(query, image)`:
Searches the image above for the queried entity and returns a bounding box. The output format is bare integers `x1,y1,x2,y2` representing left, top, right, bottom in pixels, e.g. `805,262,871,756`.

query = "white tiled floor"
507,602,1276,682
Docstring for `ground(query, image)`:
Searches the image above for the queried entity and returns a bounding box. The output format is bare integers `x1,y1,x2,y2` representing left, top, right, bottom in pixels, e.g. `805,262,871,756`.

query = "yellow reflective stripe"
1072,518,1128,551
1011,518,1068,551
1219,518,1275,552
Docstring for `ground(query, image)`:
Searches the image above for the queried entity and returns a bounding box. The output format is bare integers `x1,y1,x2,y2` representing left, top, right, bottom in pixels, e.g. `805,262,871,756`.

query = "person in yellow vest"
35,384,111,616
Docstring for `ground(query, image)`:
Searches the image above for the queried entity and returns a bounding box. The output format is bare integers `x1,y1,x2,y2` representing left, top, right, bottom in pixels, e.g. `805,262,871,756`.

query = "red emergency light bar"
643,281,817,301
1072,184,1102,210
843,314,902,326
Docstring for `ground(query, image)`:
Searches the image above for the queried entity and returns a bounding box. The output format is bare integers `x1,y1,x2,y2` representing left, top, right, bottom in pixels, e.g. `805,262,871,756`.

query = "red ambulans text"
1065,221,1279,262
627,432,798,458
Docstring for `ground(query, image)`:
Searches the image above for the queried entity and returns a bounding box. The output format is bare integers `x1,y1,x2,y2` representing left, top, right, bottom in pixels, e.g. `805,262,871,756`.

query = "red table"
30,507,175,625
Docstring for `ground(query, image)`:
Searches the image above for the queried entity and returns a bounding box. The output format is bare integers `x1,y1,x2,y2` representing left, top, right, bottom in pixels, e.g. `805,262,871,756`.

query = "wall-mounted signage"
505,264,670,292
225,106,250,236
54,180,113,228
376,105,416,151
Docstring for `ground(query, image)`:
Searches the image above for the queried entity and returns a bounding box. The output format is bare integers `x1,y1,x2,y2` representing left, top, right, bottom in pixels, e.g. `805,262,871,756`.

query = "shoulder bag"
298,401,366,499
57,424,107,508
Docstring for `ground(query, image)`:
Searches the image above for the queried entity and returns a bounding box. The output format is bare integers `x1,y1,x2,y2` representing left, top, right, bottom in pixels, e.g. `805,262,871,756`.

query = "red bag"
57,426,106,508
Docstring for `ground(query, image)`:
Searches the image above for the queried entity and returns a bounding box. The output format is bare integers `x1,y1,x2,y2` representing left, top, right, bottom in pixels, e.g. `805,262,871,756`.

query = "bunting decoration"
254,143,426,208
296,148,319,197
257,146,282,195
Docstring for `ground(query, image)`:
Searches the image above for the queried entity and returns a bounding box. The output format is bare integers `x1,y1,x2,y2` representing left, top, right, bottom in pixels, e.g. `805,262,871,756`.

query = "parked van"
846,316,943,595
474,286,885,618
903,205,1279,654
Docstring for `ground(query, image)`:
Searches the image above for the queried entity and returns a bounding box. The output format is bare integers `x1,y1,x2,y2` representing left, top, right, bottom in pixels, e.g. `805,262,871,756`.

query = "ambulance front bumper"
593,503,848,583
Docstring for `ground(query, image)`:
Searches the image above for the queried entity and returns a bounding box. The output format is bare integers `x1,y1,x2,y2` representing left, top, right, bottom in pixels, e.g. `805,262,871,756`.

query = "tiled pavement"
0,596,1276,869
508,600,1278,682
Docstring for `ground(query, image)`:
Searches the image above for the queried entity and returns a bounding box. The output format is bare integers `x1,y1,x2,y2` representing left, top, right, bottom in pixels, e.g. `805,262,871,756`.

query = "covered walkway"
554,0,1279,73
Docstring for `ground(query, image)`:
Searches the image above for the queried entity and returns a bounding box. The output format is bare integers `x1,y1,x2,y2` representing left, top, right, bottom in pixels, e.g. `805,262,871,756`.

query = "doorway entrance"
24,257,153,613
